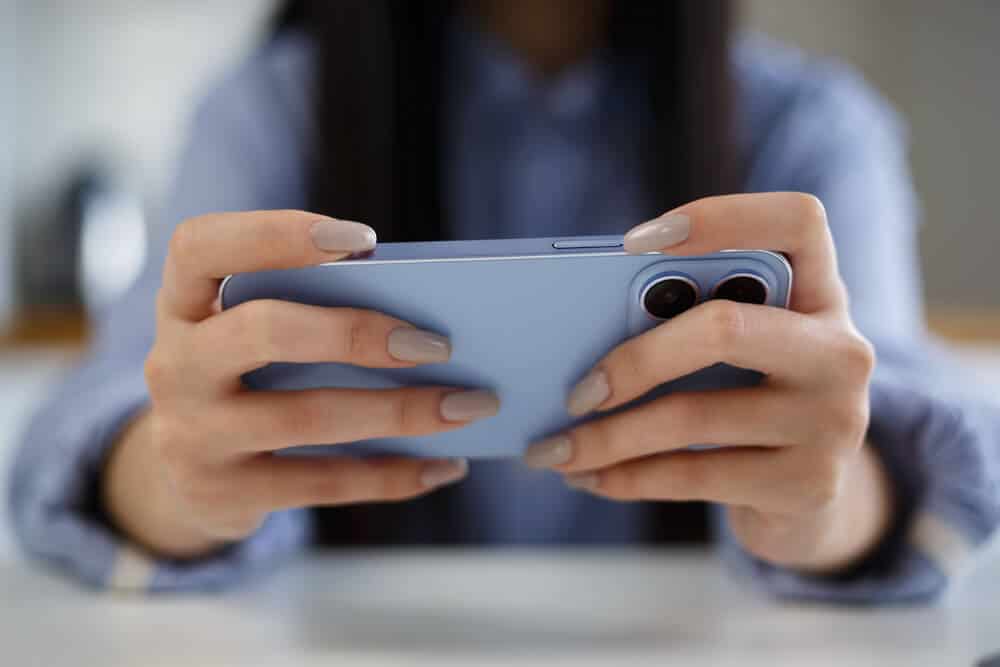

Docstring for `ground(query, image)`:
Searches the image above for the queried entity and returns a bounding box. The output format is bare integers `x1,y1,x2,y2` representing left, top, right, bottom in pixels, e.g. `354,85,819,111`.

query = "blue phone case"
220,235,792,459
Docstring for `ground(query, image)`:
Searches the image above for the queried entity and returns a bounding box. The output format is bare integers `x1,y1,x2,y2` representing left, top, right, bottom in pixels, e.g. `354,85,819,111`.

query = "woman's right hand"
102,211,498,559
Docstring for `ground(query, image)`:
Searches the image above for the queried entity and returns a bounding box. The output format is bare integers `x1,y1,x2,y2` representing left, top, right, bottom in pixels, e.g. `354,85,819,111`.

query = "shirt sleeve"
7,36,315,592
719,49,1000,604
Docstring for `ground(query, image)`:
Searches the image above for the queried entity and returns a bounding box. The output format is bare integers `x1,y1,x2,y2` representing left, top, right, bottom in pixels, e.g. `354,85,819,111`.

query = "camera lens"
712,274,768,305
641,276,699,320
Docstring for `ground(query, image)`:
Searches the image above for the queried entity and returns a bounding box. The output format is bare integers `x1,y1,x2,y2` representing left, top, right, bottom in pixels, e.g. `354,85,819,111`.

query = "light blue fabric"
9,25,999,602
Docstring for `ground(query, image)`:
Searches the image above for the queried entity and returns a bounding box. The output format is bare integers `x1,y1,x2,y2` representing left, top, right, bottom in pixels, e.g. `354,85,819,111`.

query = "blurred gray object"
16,162,146,315
76,170,147,313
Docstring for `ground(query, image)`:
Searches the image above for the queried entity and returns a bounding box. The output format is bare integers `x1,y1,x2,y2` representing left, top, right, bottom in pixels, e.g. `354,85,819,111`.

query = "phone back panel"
221,237,791,459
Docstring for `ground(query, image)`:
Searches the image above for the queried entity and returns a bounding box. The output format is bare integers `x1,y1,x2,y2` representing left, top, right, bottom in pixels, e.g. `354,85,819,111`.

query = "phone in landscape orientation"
220,235,792,459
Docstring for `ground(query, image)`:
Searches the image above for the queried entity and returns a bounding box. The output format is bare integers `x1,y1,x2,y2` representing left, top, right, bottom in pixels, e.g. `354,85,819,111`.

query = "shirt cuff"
717,512,949,605
717,376,999,605
9,366,310,592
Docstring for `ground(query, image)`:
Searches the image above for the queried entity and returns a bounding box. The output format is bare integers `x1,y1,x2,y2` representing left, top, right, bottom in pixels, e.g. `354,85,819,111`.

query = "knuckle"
386,389,431,435
665,394,704,440
241,300,285,364
840,332,876,382
278,395,326,441
143,348,170,392
837,399,871,449
609,342,647,394
383,392,413,434
701,300,747,354
340,310,380,362
168,218,202,268
793,193,829,228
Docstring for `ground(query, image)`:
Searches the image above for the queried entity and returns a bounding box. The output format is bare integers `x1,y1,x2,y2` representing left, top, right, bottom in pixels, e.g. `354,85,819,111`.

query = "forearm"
102,410,229,560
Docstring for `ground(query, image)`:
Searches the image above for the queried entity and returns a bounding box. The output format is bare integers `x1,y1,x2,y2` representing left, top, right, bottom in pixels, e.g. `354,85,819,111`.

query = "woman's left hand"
524,192,894,573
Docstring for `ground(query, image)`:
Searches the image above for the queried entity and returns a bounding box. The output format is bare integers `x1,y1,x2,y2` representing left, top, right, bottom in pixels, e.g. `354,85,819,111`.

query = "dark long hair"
277,0,738,242
275,0,737,545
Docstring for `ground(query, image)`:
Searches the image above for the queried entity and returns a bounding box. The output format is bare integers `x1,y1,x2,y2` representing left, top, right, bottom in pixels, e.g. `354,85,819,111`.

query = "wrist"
102,410,228,559
794,440,895,574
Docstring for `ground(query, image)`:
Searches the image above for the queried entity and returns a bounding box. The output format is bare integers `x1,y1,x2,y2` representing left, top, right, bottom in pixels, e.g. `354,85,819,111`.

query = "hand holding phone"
528,193,885,576
103,211,478,559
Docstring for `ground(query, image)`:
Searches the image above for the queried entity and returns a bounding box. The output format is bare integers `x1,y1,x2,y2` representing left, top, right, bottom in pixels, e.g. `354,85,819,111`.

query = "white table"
2,548,1000,666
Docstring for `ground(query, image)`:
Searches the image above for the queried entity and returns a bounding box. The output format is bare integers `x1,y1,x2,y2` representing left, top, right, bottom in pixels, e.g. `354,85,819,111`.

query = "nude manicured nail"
310,218,377,253
421,459,469,489
440,390,500,422
523,435,573,469
623,213,690,254
564,473,600,492
387,327,451,363
566,369,610,417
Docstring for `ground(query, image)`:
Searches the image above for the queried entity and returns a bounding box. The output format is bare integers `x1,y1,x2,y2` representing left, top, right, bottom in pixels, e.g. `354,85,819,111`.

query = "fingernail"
566,369,610,417
421,459,468,489
440,390,500,422
623,213,690,254
523,435,573,469
310,218,377,253
387,327,451,363
565,472,600,492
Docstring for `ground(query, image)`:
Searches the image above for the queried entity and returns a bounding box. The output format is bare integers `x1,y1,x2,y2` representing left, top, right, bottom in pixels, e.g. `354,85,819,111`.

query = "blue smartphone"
220,235,792,459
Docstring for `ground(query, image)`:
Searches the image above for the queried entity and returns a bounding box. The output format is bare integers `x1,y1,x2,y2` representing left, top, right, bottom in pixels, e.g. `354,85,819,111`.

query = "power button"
552,239,624,250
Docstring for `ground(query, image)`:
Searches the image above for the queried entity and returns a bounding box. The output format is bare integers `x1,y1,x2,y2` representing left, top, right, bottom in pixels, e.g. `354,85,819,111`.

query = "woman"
11,0,999,601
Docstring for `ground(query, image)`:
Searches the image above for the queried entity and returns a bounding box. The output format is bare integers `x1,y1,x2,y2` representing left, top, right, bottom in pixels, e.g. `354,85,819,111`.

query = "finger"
623,193,844,314
193,300,451,383
564,446,838,516
208,386,499,454
525,388,807,473
160,210,376,321
239,455,470,512
568,300,866,415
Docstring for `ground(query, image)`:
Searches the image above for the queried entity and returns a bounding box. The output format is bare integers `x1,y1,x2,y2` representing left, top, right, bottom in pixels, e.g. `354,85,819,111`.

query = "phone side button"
552,240,624,250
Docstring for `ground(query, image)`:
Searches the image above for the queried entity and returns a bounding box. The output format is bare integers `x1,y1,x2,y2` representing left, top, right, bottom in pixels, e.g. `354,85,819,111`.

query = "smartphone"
220,235,792,459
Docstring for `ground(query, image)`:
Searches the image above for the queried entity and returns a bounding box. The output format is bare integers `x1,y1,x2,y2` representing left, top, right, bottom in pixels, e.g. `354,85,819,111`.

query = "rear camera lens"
712,275,768,305
642,277,699,320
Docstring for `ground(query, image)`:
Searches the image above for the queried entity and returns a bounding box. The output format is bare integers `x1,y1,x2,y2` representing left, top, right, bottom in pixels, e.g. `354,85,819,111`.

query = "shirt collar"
450,16,610,121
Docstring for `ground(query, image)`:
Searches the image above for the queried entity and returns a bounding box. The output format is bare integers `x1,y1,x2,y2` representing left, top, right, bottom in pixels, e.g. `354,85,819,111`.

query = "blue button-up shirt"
10,24,1000,602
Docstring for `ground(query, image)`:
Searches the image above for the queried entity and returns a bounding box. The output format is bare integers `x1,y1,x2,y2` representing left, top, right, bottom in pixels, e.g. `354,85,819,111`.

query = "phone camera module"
641,276,699,320
711,274,768,305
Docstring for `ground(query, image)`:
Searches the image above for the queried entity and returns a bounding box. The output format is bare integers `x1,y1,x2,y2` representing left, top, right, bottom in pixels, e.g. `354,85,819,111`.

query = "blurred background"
2,1,999,333
0,0,997,561
3,0,1000,339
